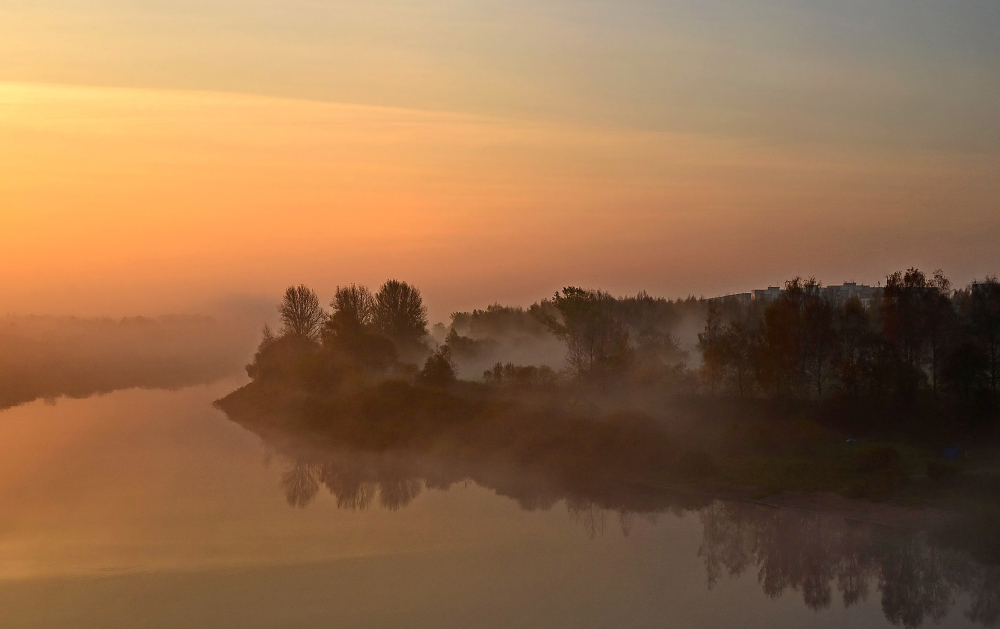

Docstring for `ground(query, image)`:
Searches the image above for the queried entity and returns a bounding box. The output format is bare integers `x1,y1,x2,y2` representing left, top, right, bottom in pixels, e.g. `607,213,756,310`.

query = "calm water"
0,379,993,628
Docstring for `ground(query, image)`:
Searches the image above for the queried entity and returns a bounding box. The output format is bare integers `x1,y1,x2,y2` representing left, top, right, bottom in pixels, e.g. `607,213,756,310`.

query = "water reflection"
230,413,999,629
261,440,708,533
700,502,999,628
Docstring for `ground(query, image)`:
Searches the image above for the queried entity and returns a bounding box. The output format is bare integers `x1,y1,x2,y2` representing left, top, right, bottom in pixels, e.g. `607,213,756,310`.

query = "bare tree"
278,285,326,341
331,284,375,327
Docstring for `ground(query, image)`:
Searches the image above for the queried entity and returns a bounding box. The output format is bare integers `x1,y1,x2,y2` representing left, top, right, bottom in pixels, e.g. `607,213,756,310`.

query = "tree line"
698,270,1000,436
249,280,700,392
247,279,464,388
247,268,999,438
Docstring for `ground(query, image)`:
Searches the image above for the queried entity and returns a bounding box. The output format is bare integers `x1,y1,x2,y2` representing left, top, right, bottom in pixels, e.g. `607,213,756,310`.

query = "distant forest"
699,270,1000,438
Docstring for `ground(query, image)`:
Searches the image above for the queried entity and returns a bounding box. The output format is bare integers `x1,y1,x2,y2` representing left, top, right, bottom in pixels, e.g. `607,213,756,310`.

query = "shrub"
418,347,457,388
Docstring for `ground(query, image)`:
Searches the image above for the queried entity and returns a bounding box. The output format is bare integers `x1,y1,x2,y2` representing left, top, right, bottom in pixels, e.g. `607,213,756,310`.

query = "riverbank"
217,377,1000,537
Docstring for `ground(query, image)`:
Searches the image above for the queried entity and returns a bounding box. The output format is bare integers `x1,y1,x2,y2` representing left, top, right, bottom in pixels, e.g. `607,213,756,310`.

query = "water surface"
0,381,993,628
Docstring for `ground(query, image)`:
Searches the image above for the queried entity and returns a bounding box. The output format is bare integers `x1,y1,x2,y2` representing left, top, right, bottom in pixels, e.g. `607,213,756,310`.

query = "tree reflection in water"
239,420,997,628
699,501,999,627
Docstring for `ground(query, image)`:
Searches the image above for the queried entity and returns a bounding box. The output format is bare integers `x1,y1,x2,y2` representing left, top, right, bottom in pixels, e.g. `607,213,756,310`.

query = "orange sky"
2,80,998,321
5,0,1000,325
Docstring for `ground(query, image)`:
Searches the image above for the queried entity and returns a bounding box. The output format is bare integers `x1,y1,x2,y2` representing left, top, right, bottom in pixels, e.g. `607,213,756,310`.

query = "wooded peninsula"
217,269,1000,521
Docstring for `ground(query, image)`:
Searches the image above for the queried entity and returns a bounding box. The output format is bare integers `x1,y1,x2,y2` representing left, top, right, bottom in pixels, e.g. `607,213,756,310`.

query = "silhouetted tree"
451,303,551,339
835,296,893,400
418,346,456,387
541,287,631,378
373,280,429,351
758,278,812,396
330,284,374,329
713,321,760,397
882,270,926,366
246,334,319,382
943,341,988,399
698,303,726,395
278,285,326,341
802,288,838,398
483,362,557,387
721,321,759,397
965,276,1000,392
615,290,687,367
882,270,932,373
922,271,957,393
880,269,958,395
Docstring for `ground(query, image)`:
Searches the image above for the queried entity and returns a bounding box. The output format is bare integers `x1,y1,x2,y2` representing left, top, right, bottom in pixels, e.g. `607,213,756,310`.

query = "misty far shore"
216,269,1000,523
0,315,257,411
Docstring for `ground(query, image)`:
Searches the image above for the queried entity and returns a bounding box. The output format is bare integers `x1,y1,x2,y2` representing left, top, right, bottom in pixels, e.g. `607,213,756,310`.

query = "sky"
1,0,999,322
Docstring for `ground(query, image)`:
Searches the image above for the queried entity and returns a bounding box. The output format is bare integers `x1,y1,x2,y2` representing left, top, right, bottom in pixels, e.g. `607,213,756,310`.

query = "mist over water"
2,3,999,624
0,382,993,628
0,314,258,410
3,0,999,624
0,270,998,628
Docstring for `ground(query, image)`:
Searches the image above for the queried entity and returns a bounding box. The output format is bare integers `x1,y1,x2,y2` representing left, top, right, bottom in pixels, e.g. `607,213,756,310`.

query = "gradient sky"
2,0,999,321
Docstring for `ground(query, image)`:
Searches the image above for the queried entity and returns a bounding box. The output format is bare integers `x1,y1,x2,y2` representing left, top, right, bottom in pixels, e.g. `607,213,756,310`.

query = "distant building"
752,286,783,302
820,282,880,308
710,282,881,308
707,292,752,306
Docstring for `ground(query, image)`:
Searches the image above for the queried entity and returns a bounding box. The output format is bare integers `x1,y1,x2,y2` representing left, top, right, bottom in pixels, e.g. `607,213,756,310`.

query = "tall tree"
881,269,929,371
758,278,810,396
836,296,889,400
542,287,631,378
278,285,326,341
921,270,957,393
720,320,758,397
881,268,956,393
331,284,374,328
418,346,457,388
372,279,429,350
801,288,838,398
966,275,1000,392
698,303,726,395
321,283,397,376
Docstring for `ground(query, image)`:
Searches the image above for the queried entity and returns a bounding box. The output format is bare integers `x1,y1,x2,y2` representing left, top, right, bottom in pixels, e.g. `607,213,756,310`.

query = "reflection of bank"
243,428,712,527
699,501,999,628
222,398,998,629
216,380,719,524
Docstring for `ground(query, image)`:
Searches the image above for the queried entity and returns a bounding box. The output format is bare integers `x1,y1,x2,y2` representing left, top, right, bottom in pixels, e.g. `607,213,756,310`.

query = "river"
0,380,993,628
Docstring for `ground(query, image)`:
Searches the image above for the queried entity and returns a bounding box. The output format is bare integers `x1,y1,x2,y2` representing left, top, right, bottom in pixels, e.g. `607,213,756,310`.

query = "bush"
483,362,558,387
418,347,457,388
